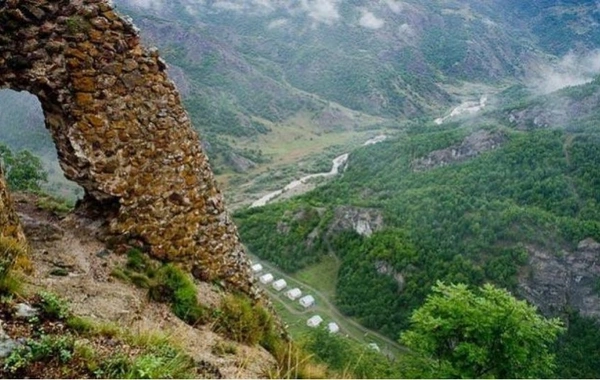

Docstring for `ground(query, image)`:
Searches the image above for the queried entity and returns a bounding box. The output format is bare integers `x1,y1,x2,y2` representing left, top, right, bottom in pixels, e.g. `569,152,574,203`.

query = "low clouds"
268,18,289,29
359,10,385,29
384,0,404,14
531,50,600,94
213,0,275,14
213,1,244,11
123,0,394,29
126,0,165,8
299,0,341,25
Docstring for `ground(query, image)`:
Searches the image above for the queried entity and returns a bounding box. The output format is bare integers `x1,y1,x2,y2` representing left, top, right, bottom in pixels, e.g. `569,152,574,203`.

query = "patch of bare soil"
10,194,275,379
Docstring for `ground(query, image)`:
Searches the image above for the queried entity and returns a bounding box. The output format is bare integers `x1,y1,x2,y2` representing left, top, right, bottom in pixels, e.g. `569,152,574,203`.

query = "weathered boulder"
0,0,257,296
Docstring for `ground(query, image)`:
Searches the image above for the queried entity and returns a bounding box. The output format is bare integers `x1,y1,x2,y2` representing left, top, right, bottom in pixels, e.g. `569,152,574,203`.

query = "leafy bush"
37,291,70,320
302,327,402,378
400,282,564,378
35,195,73,216
212,294,265,345
3,335,75,375
125,249,149,272
99,351,197,379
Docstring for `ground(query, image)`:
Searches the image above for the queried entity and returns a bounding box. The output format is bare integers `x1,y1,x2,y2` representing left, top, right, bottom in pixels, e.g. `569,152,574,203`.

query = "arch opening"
0,0,258,296
0,89,83,201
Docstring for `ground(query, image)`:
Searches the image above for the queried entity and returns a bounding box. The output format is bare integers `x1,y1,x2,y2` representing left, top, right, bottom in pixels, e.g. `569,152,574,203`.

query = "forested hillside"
235,77,600,377
3,0,600,191
3,0,600,376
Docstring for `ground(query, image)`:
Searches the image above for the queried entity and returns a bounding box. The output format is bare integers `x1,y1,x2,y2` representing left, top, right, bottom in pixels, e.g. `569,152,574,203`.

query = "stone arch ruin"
0,0,257,295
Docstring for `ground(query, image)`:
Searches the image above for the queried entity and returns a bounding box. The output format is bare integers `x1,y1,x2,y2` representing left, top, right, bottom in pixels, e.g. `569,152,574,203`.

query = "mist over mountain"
3,0,600,177
3,2,600,375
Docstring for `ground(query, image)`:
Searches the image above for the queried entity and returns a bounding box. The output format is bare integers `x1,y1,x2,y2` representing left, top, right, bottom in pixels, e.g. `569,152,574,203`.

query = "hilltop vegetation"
235,78,600,376
3,0,600,377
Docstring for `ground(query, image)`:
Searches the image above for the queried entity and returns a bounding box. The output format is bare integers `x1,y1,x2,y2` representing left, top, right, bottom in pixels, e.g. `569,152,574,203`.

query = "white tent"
259,273,274,284
272,279,287,291
286,288,302,300
368,343,380,352
299,295,315,308
251,263,263,273
306,315,323,328
327,322,340,334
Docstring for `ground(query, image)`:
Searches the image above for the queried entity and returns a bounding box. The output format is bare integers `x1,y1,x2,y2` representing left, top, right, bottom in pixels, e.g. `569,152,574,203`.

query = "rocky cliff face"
519,239,600,318
412,130,506,171
328,206,384,237
0,0,257,297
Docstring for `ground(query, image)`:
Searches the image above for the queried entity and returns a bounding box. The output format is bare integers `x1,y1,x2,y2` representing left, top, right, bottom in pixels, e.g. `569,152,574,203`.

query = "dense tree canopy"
400,282,564,379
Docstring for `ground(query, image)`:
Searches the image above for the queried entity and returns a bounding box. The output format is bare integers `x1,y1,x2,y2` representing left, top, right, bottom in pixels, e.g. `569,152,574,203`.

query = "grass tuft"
149,264,208,325
112,250,209,326
0,236,27,296
212,293,283,352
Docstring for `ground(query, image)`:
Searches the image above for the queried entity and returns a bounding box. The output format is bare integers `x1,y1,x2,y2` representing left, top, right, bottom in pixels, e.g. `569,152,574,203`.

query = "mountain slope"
234,78,600,365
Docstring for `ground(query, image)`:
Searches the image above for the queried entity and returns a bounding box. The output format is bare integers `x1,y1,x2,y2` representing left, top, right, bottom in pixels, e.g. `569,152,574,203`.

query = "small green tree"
400,281,564,379
0,143,47,192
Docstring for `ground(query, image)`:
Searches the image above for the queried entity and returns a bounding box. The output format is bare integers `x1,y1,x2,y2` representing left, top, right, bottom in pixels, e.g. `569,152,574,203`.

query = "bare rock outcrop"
518,239,600,318
0,0,257,296
328,206,384,237
412,130,506,171
375,260,405,291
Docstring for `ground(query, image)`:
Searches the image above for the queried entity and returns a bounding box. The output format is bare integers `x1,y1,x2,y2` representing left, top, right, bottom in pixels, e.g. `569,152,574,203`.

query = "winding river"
250,135,387,208
434,95,488,125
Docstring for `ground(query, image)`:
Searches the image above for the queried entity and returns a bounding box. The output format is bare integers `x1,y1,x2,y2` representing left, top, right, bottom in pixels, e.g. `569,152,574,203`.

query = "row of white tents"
306,315,340,333
252,261,340,333
254,264,316,308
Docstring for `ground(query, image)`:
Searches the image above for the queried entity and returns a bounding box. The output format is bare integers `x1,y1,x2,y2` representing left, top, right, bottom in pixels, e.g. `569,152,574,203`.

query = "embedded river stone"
0,0,257,296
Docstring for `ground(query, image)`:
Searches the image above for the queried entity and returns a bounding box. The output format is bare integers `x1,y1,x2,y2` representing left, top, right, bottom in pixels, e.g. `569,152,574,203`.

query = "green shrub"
213,294,279,348
3,335,75,375
0,144,47,192
149,264,207,325
36,196,73,216
99,352,132,378
113,250,208,326
37,291,70,320
66,316,95,334
99,348,197,378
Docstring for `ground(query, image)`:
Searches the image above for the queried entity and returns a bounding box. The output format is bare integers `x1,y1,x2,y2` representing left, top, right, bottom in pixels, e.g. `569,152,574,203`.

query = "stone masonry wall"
0,0,257,296
0,166,27,245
